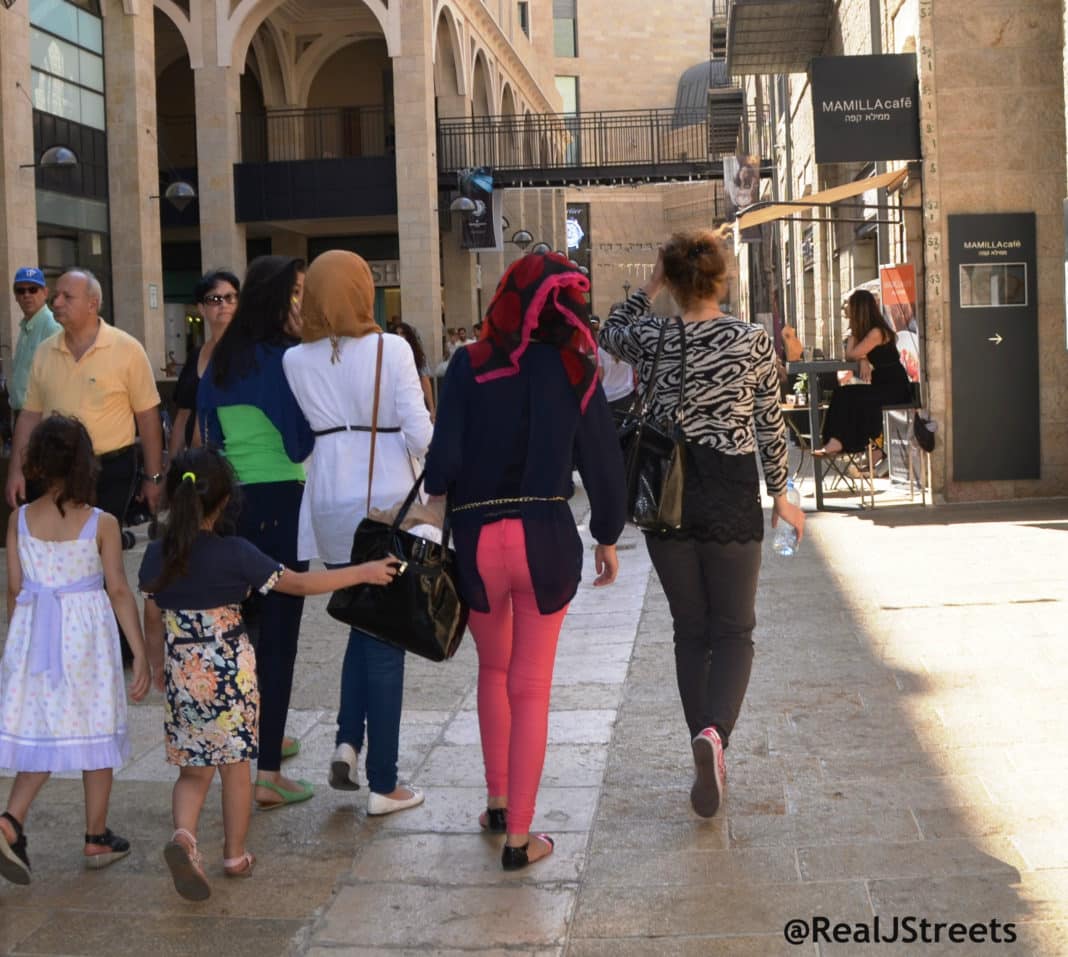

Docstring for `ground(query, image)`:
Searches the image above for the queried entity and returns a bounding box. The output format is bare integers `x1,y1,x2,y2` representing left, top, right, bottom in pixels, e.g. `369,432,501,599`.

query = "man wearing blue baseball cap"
10,268,60,415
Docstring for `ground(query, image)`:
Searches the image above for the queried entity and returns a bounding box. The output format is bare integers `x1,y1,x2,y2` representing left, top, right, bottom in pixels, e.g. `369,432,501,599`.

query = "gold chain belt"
451,496,568,512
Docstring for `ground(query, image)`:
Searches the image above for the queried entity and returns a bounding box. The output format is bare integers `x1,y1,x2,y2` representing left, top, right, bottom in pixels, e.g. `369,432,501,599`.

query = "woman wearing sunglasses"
170,271,241,459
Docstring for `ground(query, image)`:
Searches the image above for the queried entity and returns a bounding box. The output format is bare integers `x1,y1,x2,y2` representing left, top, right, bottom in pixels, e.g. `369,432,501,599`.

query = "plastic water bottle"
772,481,800,557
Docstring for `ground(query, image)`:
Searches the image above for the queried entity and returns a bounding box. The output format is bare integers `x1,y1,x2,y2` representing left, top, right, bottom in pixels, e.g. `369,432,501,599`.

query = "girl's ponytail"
147,448,236,593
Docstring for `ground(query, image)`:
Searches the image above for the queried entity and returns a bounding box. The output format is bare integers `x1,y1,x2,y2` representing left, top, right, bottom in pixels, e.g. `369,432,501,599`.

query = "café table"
786,359,860,510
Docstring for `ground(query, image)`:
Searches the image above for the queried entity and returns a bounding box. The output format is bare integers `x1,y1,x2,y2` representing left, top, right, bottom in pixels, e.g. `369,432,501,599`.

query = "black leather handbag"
325,334,468,662
614,318,688,532
326,475,468,662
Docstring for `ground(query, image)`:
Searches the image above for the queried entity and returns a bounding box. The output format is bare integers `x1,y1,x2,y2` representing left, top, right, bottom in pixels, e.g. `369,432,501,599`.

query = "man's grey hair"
61,268,103,310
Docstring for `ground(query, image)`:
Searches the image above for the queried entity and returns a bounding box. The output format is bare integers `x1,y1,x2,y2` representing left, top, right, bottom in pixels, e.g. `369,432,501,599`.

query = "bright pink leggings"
469,519,568,836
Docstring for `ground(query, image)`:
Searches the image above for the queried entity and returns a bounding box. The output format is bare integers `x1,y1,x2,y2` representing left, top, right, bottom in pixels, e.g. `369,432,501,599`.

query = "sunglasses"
14,287,42,296
202,293,238,306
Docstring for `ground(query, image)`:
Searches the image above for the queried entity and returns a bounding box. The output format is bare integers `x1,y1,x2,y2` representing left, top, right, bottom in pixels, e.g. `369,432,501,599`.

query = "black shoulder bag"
325,335,468,661
615,318,688,532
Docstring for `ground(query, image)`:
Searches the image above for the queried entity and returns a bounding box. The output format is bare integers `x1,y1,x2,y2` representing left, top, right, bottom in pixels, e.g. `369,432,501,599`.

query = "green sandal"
281,737,301,760
255,778,314,810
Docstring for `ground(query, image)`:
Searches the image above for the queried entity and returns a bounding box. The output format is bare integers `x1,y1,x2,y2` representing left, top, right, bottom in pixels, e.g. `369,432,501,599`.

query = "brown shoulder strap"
366,333,384,514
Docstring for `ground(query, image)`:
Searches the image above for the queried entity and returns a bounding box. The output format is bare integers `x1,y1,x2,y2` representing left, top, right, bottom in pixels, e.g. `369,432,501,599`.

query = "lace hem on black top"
645,443,764,544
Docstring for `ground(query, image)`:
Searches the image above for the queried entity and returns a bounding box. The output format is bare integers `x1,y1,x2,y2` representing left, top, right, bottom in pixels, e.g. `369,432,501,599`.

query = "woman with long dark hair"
170,270,240,458
424,252,626,869
601,229,802,819
393,321,436,418
197,255,316,810
815,288,912,459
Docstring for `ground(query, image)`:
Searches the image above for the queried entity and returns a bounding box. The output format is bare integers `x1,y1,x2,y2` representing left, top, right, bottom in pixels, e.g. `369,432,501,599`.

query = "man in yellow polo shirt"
5,269,164,523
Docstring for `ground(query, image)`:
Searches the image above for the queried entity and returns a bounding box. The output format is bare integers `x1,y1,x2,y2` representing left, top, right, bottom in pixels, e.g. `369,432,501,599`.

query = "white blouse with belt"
282,333,434,565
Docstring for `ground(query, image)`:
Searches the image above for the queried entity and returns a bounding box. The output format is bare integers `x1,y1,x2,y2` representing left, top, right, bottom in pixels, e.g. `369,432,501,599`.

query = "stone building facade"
0,0,723,375
2,0,1063,503
733,0,1067,502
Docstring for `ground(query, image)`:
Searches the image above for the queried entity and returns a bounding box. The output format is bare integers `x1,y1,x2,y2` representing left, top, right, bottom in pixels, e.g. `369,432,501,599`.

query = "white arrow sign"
988,333,1003,345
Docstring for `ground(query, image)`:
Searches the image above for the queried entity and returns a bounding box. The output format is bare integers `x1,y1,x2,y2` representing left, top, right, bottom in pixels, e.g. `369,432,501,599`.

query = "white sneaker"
691,727,727,818
367,785,425,816
328,743,361,791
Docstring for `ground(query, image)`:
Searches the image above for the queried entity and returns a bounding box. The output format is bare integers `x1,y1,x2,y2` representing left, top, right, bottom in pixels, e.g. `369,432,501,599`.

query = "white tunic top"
282,334,434,565
597,349,636,403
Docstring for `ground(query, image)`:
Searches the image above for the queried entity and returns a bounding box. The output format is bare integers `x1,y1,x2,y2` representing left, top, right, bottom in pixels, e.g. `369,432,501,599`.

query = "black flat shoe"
501,833,554,871
480,807,506,833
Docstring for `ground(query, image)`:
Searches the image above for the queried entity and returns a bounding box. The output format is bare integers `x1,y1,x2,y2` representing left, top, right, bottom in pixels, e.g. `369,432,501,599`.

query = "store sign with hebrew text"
811,54,920,163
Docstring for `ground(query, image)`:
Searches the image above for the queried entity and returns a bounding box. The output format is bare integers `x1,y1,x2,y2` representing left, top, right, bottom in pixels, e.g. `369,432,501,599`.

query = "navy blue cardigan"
424,344,626,614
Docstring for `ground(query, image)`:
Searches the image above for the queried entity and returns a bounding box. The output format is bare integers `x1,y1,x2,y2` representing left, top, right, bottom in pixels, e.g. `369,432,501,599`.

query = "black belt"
313,425,401,437
98,445,135,463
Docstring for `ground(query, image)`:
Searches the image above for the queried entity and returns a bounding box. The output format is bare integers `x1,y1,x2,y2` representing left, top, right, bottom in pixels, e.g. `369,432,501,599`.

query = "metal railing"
738,105,772,158
238,106,391,163
438,107,725,177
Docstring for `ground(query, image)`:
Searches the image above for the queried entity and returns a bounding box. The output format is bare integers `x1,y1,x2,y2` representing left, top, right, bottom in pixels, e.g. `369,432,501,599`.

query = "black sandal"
0,811,31,885
84,828,131,870
480,807,507,833
501,833,554,871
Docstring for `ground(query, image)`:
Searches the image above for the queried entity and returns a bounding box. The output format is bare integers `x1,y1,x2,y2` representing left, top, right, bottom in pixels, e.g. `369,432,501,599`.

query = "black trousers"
97,447,138,661
95,446,138,523
236,481,307,772
645,535,762,746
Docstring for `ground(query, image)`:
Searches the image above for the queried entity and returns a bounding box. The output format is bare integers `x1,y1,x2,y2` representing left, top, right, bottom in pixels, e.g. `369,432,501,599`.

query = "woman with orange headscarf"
282,250,433,817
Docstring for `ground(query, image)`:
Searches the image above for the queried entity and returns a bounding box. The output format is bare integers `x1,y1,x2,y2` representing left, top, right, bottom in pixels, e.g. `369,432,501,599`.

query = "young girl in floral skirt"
139,447,403,901
0,415,150,886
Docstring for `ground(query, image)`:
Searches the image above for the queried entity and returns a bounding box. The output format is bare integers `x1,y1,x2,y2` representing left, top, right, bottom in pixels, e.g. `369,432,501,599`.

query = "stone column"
392,0,443,367
0,8,39,358
194,5,246,277
102,1,164,365
442,215,478,335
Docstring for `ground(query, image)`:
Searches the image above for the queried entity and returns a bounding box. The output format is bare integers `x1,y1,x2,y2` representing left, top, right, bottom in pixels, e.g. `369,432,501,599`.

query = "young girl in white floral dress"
139,447,403,901
0,416,150,886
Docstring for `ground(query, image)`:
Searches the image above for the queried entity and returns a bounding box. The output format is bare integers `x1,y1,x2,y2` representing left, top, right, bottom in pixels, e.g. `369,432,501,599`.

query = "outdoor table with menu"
786,359,860,510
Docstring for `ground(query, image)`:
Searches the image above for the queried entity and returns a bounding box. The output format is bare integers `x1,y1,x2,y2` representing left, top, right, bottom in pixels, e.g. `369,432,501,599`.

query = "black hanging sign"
811,54,921,164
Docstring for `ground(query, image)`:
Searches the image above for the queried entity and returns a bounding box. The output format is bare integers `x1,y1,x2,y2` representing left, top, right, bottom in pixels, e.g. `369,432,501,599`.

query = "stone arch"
249,19,293,106
294,32,386,107
499,82,519,166
470,48,494,117
229,0,396,72
304,37,389,107
433,1,466,99
153,0,200,67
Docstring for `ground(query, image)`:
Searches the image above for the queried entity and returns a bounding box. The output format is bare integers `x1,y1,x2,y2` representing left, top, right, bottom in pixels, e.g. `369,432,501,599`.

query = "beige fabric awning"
735,167,909,232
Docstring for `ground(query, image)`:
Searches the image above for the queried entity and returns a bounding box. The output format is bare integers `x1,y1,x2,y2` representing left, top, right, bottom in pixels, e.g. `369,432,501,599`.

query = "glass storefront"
29,0,111,314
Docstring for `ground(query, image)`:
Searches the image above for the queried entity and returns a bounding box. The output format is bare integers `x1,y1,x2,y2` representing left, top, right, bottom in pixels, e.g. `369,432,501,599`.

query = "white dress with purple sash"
0,506,129,772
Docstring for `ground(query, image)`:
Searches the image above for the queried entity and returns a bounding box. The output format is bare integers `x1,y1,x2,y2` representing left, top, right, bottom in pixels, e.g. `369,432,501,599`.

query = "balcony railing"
238,106,392,163
438,107,741,185
738,105,773,158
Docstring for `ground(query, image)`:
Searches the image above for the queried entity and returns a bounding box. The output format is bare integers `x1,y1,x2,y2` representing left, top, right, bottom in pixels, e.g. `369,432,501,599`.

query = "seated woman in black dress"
814,289,912,461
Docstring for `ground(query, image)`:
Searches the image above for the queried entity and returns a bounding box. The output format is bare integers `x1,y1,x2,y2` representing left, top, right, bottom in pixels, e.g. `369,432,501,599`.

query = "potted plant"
792,373,809,405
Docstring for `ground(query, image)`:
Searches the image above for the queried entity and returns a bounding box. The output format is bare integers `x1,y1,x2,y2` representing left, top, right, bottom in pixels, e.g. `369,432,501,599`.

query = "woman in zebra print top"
601,229,804,819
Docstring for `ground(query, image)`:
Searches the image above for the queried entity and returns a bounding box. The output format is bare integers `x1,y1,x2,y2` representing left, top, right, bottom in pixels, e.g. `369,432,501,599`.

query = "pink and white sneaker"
691,726,727,818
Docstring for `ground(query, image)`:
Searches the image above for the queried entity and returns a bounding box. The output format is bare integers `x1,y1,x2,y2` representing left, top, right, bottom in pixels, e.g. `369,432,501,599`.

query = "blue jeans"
326,566,405,795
